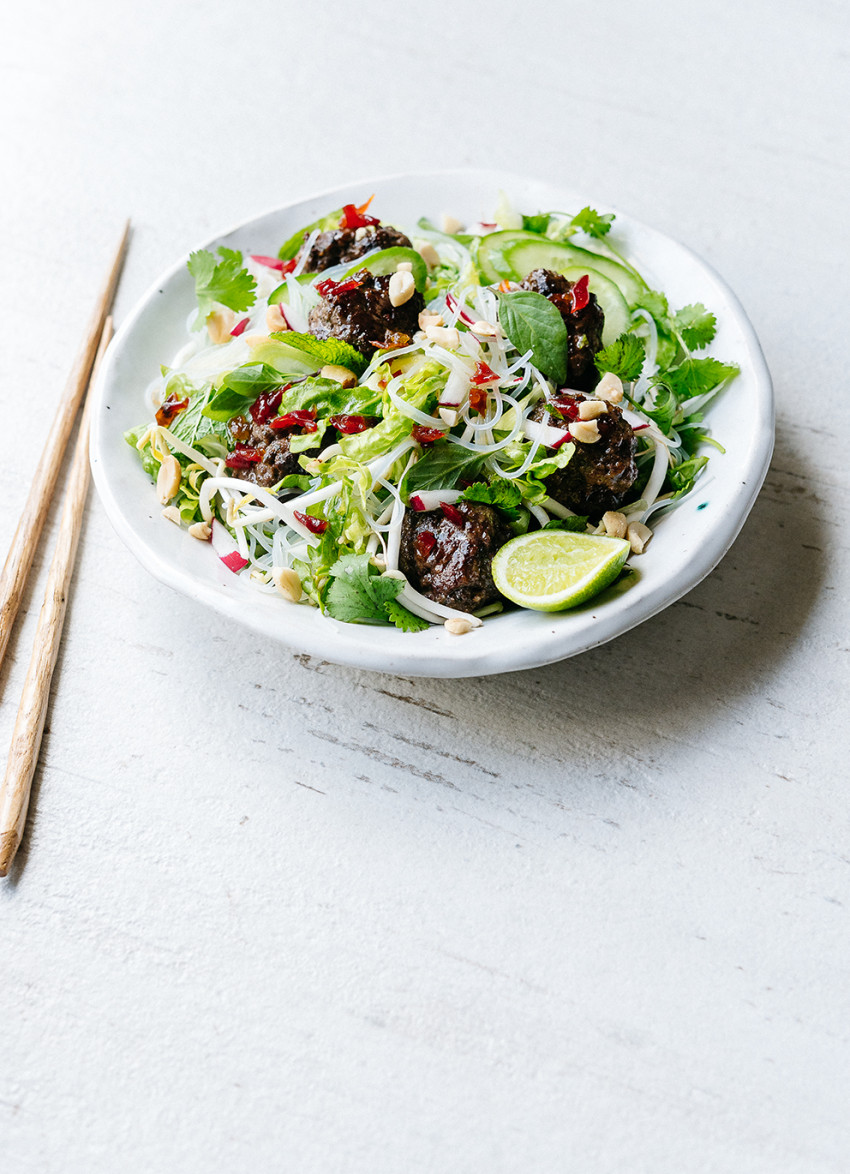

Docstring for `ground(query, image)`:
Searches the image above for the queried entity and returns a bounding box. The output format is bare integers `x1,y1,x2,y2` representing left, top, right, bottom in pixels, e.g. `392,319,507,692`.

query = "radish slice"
211,519,249,572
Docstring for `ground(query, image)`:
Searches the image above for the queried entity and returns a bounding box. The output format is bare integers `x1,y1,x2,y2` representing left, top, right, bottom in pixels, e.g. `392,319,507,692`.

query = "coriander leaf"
187,247,256,329
385,600,430,632
638,385,678,435
459,480,523,509
402,443,486,500
668,455,709,493
673,303,717,350
633,289,669,319
498,290,568,384
653,357,738,401
593,333,646,381
543,516,589,532
522,212,552,234
270,331,367,376
570,206,615,238
326,554,405,624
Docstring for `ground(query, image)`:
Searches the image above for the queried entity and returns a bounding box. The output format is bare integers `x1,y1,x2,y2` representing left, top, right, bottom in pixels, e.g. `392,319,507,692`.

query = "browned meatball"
308,270,424,357
519,268,604,391
399,501,511,612
227,415,329,489
298,224,412,273
530,393,637,516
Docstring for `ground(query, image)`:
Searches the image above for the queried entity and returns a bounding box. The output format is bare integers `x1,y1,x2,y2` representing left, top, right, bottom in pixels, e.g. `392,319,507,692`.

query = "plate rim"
90,167,774,678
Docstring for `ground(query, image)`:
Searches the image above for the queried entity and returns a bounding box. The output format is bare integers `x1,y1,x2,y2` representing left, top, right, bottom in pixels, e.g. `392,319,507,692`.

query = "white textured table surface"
2,3,848,1171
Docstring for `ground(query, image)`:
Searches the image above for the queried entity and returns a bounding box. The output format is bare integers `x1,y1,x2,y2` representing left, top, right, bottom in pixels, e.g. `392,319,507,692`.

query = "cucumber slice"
557,267,630,347
502,239,646,308
474,230,541,283
343,246,427,292
268,273,314,305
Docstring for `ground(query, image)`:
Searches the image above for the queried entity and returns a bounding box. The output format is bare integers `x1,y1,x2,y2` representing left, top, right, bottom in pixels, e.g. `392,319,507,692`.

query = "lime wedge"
491,530,630,612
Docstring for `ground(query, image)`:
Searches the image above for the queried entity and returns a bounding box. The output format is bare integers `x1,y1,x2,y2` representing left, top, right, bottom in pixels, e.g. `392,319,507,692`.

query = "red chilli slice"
339,202,380,231
293,510,327,535
250,386,287,424
155,393,189,427
468,385,489,415
415,531,437,558
230,317,251,337
225,445,264,468
315,275,362,297
269,409,317,432
280,258,298,275
571,274,590,313
471,360,499,385
411,425,446,444
330,414,371,434
251,254,284,272
440,502,465,526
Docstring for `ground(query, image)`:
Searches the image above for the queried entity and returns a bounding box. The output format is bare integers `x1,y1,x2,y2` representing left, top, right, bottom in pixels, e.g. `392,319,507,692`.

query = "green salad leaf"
498,290,568,384
277,208,343,261
270,331,368,376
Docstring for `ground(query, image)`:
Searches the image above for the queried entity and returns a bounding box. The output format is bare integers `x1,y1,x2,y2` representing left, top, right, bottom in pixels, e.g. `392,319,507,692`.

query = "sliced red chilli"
330,414,374,434
250,386,287,425
230,317,250,337
440,502,464,526
571,274,590,313
225,445,264,468
155,393,189,427
415,531,437,558
293,510,327,535
411,425,446,444
269,409,318,432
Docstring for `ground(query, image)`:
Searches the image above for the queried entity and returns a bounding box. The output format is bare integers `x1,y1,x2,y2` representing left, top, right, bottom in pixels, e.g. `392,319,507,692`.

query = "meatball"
298,224,413,273
399,501,511,612
227,415,329,490
530,393,637,517
519,268,604,391
308,270,424,357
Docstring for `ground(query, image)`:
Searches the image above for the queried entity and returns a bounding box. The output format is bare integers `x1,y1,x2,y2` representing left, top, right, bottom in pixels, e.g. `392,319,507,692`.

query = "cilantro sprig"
187,247,257,330
325,555,428,630
594,333,647,382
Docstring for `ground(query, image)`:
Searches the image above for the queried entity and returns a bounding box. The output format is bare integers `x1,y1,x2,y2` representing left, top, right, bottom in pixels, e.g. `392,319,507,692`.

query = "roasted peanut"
320,364,357,388
602,510,628,539
627,521,653,554
272,566,303,602
156,455,182,504
444,617,472,635
595,372,624,403
569,420,601,444
388,270,416,307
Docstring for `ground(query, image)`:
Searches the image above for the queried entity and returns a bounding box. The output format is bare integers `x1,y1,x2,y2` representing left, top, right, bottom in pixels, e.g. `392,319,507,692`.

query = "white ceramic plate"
90,169,773,678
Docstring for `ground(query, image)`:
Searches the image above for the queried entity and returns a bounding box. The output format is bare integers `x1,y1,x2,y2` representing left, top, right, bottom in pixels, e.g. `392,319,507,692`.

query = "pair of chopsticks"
0,222,130,876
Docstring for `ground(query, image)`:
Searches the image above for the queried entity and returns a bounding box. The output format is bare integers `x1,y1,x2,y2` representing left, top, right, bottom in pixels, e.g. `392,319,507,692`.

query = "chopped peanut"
418,310,444,330
188,521,212,541
156,455,181,504
569,419,601,444
444,617,472,635
388,270,416,307
578,398,608,420
441,214,463,234
206,308,237,343
272,567,303,602
627,521,653,554
595,372,624,403
161,506,181,525
602,511,628,539
471,320,498,337
425,324,460,348
266,303,289,332
417,242,440,269
320,364,357,388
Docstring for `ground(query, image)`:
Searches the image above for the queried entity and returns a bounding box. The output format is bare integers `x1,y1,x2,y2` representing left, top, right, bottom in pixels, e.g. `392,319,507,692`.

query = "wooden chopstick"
0,221,129,678
0,317,114,876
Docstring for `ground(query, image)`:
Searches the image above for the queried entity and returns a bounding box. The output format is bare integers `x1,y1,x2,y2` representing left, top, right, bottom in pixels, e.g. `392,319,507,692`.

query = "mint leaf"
187,247,256,329
326,554,405,624
653,357,738,401
403,443,485,499
498,290,568,384
570,207,615,238
270,331,367,376
673,303,717,350
459,480,523,508
594,333,646,381
385,600,429,632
